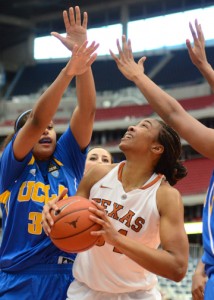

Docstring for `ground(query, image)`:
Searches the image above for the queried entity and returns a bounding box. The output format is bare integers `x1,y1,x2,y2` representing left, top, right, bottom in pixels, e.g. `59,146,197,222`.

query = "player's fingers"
198,24,205,44
138,56,147,65
58,188,68,202
82,11,88,29
42,207,53,235
85,41,99,55
51,32,65,44
76,40,88,53
63,10,71,31
127,38,133,59
90,200,105,211
192,288,203,300
186,39,193,53
117,38,125,59
109,49,119,63
89,214,106,227
75,6,81,26
86,53,98,67
189,22,197,41
69,7,75,27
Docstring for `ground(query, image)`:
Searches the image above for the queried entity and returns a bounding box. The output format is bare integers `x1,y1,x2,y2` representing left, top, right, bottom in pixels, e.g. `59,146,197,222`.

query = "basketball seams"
52,207,91,223
51,222,99,239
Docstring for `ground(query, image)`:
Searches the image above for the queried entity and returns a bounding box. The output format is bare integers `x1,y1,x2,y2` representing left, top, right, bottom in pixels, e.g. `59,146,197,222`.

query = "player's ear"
151,144,164,154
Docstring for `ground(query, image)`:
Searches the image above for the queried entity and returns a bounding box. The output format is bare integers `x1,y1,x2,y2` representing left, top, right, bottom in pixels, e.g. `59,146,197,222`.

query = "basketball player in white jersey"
43,118,189,299
108,20,214,300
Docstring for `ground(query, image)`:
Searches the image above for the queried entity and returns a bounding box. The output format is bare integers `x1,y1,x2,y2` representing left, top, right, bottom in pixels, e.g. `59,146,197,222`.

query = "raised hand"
186,19,207,68
51,6,87,51
64,40,99,76
110,35,146,82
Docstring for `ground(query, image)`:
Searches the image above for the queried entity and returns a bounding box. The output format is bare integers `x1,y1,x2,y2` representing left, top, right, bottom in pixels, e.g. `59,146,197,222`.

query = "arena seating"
176,157,213,196
8,46,214,98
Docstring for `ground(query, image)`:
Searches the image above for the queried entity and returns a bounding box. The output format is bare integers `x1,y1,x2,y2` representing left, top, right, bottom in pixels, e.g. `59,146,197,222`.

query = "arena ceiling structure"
1,0,213,53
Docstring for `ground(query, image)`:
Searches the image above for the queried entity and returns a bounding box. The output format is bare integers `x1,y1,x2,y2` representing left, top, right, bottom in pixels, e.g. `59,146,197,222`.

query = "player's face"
85,148,112,173
32,121,57,160
119,118,162,153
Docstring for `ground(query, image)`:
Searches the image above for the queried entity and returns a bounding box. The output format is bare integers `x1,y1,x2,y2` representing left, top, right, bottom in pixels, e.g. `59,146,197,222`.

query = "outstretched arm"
110,35,214,160
52,6,99,150
14,41,98,160
186,19,214,92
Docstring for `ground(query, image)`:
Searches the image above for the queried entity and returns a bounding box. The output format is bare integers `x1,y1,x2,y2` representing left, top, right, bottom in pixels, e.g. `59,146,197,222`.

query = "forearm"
132,73,185,124
193,259,206,276
33,67,74,127
196,61,214,92
76,68,96,115
114,234,187,282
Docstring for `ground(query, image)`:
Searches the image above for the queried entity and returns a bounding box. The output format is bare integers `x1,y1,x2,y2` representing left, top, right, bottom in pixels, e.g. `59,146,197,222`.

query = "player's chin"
118,140,128,151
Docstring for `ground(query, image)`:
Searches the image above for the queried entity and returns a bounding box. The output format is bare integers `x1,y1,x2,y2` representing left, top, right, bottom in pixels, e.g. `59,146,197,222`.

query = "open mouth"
123,132,133,139
39,138,52,144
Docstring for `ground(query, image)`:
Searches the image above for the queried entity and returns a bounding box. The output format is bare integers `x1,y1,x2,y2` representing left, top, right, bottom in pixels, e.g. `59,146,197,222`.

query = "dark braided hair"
154,120,187,186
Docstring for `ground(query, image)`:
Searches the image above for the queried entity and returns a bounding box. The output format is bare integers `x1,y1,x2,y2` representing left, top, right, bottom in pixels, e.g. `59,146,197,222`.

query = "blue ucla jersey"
202,170,214,276
0,126,87,272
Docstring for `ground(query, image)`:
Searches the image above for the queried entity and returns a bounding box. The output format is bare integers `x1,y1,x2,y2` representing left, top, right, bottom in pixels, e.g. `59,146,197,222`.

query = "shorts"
66,280,162,300
0,263,74,300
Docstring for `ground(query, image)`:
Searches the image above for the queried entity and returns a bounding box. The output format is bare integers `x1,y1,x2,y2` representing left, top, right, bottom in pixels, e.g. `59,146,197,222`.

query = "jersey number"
28,212,43,235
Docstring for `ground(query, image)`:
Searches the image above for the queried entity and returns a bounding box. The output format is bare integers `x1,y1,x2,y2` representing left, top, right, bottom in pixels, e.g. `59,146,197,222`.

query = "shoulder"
87,163,117,183
156,180,183,215
76,164,118,198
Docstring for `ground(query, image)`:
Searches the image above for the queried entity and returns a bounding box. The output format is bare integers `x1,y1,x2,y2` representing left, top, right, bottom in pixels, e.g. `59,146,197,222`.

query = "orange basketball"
49,196,102,253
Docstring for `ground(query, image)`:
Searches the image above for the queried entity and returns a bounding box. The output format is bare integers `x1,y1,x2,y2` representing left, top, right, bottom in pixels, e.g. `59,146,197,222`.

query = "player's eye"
103,158,110,163
89,157,97,161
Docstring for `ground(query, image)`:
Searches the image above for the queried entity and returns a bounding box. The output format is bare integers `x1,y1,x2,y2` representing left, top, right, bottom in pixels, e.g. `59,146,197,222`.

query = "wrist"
196,61,212,73
192,272,206,278
61,66,75,79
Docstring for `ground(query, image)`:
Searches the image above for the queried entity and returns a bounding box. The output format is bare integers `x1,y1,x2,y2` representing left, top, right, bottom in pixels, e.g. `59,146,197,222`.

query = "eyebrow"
89,154,98,157
144,120,152,126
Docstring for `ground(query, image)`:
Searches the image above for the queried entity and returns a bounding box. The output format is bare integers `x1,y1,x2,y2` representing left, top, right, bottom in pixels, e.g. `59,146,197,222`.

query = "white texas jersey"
73,161,164,294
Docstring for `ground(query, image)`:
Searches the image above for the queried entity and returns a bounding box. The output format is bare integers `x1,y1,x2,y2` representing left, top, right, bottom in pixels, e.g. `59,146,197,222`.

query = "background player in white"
43,117,189,300
0,6,99,300
108,20,214,300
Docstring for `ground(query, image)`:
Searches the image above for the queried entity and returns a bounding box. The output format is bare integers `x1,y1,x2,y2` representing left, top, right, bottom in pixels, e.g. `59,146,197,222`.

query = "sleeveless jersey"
202,170,214,276
73,162,163,293
0,126,87,272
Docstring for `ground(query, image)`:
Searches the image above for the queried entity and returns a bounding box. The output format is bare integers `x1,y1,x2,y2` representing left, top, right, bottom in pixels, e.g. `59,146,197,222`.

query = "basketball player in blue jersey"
109,20,214,300
43,117,189,300
0,6,99,300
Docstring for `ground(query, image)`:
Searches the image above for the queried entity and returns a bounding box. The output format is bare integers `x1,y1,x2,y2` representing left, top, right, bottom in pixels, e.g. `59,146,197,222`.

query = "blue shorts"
0,264,74,300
